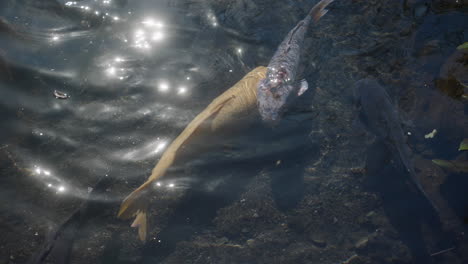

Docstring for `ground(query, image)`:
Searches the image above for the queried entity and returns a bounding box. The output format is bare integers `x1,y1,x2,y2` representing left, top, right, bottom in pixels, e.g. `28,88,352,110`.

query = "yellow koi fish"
118,66,267,241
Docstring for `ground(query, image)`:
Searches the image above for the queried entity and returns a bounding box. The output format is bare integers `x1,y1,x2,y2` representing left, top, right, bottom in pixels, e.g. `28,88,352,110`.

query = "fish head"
257,77,293,125
353,78,397,138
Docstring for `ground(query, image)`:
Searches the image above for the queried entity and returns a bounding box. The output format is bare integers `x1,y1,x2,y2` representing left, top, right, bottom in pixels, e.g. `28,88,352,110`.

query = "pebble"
355,237,369,249
342,254,360,264
311,238,327,248
53,90,69,99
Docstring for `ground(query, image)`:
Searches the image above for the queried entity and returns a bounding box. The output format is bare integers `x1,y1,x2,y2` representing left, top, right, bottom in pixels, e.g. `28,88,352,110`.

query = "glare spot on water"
142,18,155,26
113,16,119,21
35,167,42,174
158,82,170,92
155,141,167,153
142,18,163,28
132,19,166,50
44,170,51,176
47,183,52,187
237,48,242,54
116,138,169,161
106,67,116,76
57,185,66,193
156,182,161,187
168,183,175,188
52,36,59,41
133,28,151,50
186,76,191,80
177,86,187,95
135,29,145,37
139,109,151,115
152,32,164,41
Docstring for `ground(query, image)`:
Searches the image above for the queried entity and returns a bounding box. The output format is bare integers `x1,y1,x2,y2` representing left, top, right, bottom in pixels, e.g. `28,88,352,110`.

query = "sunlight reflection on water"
0,0,251,210
113,139,168,162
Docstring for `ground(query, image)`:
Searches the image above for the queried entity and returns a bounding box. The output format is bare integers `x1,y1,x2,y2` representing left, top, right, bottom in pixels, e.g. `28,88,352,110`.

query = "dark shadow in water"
27,178,114,264
140,159,265,263
139,104,319,262
364,140,454,264
270,78,319,211
440,172,468,234
269,136,318,212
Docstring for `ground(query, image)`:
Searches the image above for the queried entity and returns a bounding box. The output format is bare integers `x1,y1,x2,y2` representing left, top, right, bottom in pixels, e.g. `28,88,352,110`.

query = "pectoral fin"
298,79,308,96
131,210,147,241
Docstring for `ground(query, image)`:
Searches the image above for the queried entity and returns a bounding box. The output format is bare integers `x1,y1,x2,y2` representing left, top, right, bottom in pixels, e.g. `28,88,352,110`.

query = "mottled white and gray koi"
257,0,334,123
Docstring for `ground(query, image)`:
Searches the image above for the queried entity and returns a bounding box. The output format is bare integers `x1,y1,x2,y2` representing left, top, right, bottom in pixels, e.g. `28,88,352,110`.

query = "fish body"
257,0,334,123
118,67,267,241
354,78,438,211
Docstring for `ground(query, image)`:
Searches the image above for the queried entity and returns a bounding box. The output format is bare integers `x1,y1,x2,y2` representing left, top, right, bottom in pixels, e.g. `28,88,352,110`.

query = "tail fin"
309,0,334,22
118,182,151,241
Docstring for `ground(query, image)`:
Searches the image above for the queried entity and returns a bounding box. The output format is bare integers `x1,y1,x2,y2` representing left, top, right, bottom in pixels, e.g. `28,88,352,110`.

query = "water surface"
0,0,467,263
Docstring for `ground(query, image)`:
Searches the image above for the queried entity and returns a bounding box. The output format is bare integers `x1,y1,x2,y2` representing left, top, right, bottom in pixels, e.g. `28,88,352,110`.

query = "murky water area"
0,0,467,263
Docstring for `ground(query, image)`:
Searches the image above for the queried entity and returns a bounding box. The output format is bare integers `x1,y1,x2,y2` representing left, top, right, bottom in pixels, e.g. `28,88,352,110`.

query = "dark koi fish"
354,78,438,212
257,0,334,123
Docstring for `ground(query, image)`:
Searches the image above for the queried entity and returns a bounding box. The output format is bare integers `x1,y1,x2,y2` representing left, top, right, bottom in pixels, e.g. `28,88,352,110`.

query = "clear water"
0,0,467,263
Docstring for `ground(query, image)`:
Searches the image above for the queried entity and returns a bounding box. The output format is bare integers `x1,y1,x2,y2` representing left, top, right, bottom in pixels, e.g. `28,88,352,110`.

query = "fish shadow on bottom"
137,116,319,263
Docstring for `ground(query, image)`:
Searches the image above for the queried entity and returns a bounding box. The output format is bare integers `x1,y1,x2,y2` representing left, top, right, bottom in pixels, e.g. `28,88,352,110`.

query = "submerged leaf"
432,159,468,173
459,139,468,151
424,129,437,139
457,42,468,50
432,159,451,167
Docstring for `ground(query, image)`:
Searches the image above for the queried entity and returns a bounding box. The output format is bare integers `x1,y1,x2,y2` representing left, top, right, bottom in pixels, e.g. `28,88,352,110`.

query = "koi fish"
354,78,438,212
118,67,267,241
257,0,334,123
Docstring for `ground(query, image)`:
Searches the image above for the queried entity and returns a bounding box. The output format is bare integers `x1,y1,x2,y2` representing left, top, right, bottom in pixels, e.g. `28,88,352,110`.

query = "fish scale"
257,0,334,124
